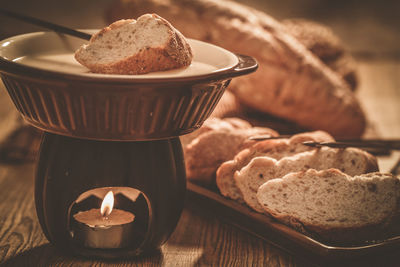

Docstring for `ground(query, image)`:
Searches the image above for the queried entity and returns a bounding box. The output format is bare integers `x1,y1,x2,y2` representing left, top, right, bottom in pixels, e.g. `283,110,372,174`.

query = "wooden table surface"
0,1,399,266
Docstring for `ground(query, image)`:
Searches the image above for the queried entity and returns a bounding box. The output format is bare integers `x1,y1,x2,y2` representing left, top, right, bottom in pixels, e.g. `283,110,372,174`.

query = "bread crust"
75,14,193,74
107,0,366,138
257,169,400,244
180,117,252,148
282,19,358,90
216,131,334,202
184,125,278,186
235,147,379,212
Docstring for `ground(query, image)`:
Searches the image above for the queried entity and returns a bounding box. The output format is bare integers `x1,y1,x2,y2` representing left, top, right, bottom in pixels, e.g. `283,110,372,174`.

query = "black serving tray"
186,182,400,264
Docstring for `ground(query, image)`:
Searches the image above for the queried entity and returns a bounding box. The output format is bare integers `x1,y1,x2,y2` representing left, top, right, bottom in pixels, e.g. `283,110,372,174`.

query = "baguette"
257,169,400,244
216,131,334,202
75,14,193,74
180,117,251,148
209,90,308,134
235,147,379,212
282,19,358,90
107,0,366,137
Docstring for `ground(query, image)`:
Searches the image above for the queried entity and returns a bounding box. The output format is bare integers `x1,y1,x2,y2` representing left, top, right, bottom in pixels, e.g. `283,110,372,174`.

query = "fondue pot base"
35,133,186,259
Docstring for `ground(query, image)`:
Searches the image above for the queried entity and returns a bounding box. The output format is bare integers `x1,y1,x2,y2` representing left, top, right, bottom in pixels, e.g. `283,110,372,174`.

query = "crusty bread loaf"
180,117,251,148
235,147,379,212
210,90,245,119
282,19,345,62
75,14,193,74
216,131,334,202
184,126,278,186
210,90,308,134
257,169,400,244
107,0,366,138
282,19,358,90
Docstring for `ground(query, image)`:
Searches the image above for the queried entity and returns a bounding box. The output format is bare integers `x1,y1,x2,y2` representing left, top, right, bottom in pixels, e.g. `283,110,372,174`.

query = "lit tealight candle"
73,191,135,249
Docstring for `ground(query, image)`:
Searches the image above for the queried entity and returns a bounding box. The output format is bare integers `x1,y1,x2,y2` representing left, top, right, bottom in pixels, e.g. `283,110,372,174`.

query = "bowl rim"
0,31,248,85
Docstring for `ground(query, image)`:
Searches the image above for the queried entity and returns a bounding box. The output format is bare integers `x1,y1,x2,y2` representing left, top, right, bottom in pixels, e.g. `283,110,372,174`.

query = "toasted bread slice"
185,126,278,186
257,169,400,244
75,14,193,74
216,131,334,202
235,147,378,212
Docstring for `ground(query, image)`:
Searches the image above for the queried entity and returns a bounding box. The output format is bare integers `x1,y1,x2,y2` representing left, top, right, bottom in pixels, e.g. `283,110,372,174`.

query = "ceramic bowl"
0,31,257,140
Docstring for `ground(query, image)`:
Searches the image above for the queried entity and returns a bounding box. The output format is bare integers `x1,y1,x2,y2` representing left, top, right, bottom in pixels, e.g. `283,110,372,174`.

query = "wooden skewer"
302,141,400,151
249,135,400,155
0,8,91,41
248,134,291,140
250,134,400,145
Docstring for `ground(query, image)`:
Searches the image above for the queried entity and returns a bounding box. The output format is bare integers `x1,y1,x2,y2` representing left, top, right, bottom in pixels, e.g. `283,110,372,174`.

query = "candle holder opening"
68,187,150,250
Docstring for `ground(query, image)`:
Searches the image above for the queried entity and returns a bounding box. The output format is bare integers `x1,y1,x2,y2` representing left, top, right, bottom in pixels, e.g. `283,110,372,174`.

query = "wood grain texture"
356,61,400,173
0,162,399,266
0,162,303,267
0,164,47,264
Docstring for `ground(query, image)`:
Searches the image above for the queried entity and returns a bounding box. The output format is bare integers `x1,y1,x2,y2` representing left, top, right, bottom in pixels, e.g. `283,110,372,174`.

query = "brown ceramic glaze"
0,31,258,141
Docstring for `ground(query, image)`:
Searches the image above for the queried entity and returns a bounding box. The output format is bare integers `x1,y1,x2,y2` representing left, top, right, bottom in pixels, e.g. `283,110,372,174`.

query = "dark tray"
186,182,400,264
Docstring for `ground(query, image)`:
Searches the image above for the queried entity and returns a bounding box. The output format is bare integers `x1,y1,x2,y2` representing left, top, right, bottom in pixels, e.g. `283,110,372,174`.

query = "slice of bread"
216,131,334,202
75,14,193,74
184,126,278,186
235,147,379,212
257,169,400,244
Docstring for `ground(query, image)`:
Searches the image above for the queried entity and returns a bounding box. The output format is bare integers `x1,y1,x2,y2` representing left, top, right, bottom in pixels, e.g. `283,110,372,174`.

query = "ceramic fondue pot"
0,31,257,258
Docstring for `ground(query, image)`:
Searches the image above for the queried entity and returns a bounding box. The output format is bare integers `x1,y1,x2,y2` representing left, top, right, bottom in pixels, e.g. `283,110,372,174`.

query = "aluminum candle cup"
72,191,135,249
73,208,135,249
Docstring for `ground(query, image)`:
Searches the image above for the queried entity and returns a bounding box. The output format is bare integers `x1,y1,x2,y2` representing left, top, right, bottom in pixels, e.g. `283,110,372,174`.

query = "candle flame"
100,191,114,217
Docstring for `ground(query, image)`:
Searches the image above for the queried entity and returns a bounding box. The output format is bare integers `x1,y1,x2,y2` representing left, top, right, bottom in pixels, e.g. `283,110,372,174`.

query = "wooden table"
0,1,399,266
0,62,398,267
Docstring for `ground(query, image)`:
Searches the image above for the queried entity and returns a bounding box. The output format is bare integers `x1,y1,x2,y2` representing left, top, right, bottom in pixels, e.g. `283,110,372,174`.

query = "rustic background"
0,0,399,266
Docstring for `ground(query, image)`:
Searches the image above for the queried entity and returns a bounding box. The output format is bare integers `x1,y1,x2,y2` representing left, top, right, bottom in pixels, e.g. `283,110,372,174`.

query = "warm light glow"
100,191,114,217
1,41,11,47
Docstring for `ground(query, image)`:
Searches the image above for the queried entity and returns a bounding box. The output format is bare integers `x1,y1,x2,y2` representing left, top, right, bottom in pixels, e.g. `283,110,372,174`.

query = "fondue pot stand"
0,32,257,259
